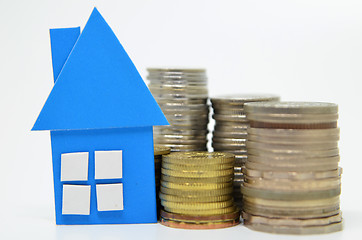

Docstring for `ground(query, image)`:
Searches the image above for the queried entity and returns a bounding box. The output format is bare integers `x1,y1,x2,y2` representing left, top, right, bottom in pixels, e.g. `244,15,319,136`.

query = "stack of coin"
154,145,171,217
159,152,240,229
242,102,343,234
147,68,209,152
210,94,280,208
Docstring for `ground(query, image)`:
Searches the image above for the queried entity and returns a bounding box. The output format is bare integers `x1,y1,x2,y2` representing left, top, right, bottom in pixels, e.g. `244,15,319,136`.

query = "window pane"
62,184,91,215
61,152,89,181
95,150,123,179
96,183,124,211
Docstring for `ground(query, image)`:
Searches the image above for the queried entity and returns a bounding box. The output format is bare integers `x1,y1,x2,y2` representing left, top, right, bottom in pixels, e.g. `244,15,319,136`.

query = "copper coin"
160,217,240,229
160,209,240,222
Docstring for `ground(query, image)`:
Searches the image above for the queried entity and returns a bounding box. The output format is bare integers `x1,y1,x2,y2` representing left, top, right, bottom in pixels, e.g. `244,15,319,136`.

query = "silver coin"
242,211,342,227
211,94,280,105
158,143,207,149
244,221,343,235
154,138,207,145
214,125,249,133
155,98,208,105
212,131,248,139
235,157,248,166
244,176,341,191
243,167,342,180
213,110,245,116
161,108,209,115
212,137,247,144
243,201,340,218
246,140,338,151
154,128,208,136
213,113,248,123
167,120,209,127
149,83,208,90
156,125,209,131
247,155,340,165
247,147,339,158
212,143,247,151
152,92,209,99
149,88,209,96
159,104,209,112
244,101,338,114
154,134,207,140
245,160,339,172
247,133,340,144
246,112,338,124
247,127,340,137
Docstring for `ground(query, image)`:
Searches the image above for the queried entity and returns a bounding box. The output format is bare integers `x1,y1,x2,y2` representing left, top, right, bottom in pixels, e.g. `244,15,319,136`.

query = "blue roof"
32,8,168,131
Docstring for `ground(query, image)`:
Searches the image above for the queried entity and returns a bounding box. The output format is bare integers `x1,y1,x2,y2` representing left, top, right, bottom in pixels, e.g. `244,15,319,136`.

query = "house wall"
50,127,157,224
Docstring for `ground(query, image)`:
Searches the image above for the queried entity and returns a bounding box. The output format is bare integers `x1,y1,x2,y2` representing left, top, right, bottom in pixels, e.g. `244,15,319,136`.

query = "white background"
1,0,361,239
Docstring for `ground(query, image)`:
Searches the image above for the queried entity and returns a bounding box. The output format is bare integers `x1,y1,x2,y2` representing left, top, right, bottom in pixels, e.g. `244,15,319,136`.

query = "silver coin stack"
210,95,280,208
147,68,209,152
242,102,343,234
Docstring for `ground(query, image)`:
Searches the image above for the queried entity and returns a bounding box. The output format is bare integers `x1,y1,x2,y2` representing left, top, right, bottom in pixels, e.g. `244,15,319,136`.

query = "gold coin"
162,162,234,171
163,151,235,165
244,221,343,235
242,211,342,227
160,186,233,196
161,175,233,183
161,168,234,178
159,192,232,203
161,199,234,210
243,196,340,208
161,181,233,190
154,145,171,156
164,205,237,216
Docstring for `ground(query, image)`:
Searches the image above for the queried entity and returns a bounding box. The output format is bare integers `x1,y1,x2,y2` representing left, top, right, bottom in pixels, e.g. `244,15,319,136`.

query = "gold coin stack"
154,145,171,217
147,68,209,152
242,102,343,235
159,152,240,229
210,95,280,208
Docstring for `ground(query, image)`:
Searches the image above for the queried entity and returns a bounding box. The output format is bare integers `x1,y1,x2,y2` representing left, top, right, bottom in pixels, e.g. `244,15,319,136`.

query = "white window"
61,152,89,181
62,185,91,215
95,150,123,179
96,183,124,211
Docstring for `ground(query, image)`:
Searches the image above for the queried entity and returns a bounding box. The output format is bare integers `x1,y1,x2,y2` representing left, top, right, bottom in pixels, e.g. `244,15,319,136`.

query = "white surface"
94,150,123,179
62,185,91,215
96,183,124,211
61,152,89,181
1,0,362,239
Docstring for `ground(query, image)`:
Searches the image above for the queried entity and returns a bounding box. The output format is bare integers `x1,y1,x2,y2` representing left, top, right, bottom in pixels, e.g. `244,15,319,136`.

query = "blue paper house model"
32,8,168,225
